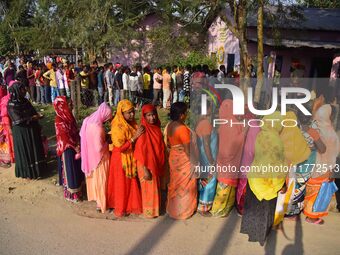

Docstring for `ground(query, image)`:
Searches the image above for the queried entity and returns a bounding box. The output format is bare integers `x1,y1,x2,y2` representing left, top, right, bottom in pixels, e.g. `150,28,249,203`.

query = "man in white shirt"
152,67,163,106
136,66,144,95
56,63,69,97
171,65,178,103
122,67,130,100
129,66,139,105
104,63,114,106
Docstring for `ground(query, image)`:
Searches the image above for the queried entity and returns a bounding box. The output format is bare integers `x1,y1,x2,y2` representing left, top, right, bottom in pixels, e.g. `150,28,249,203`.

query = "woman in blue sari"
195,99,218,215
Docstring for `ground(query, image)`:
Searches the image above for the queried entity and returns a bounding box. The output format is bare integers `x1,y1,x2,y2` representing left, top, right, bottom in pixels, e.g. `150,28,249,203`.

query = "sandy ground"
1,165,340,255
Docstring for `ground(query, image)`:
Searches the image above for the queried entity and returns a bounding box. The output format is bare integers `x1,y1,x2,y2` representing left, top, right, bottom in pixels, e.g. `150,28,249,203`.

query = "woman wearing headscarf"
241,112,287,246
284,106,326,219
134,104,165,218
236,125,260,215
278,111,310,222
280,111,311,167
236,105,258,215
0,81,14,168
304,104,339,225
282,110,325,220
107,99,145,217
54,96,84,202
7,81,46,178
195,99,218,215
80,102,112,213
210,99,246,217
165,102,197,220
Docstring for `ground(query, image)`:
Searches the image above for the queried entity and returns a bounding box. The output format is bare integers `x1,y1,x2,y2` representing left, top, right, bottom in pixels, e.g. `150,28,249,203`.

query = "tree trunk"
237,0,250,96
254,0,264,105
87,47,96,62
14,38,20,55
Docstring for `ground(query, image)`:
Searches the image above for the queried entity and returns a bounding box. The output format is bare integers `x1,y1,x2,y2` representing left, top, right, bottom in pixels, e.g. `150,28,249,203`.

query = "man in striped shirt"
183,64,191,105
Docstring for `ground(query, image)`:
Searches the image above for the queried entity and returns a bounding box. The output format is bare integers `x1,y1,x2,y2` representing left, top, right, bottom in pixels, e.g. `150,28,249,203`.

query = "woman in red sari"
134,104,165,218
107,99,145,217
54,96,84,202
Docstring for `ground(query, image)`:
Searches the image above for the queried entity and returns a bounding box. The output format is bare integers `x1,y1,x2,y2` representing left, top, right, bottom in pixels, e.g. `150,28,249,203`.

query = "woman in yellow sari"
241,112,287,246
107,99,145,217
165,102,197,219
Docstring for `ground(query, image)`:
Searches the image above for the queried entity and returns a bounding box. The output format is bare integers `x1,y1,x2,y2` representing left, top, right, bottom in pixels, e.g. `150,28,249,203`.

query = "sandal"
0,162,11,168
305,217,324,225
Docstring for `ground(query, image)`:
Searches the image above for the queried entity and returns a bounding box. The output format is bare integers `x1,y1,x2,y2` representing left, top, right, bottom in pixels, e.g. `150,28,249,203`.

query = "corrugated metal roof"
247,7,340,32
248,37,340,49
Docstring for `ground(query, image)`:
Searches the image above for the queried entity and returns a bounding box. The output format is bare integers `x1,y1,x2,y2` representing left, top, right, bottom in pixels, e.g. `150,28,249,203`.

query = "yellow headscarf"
280,111,310,166
111,100,138,177
248,111,287,201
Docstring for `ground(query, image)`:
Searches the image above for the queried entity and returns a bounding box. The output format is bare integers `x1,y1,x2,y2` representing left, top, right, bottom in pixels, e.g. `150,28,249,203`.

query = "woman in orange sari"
134,104,165,218
165,102,197,220
107,99,144,217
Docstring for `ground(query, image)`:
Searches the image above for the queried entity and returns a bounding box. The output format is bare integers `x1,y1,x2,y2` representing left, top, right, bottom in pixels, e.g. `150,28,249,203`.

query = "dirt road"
1,166,339,255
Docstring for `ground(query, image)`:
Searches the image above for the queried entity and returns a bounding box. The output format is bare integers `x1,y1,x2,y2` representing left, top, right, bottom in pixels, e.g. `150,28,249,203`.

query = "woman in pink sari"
236,125,260,215
0,81,15,167
80,102,112,213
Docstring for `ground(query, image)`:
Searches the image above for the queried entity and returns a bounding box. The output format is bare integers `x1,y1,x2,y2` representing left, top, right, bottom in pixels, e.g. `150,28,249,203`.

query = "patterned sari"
0,90,14,165
54,96,84,202
166,124,197,220
286,121,319,216
304,104,339,219
277,111,310,220
211,99,245,217
196,118,218,213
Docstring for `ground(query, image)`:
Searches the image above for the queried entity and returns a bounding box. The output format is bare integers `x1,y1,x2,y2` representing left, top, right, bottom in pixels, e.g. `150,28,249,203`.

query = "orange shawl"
134,104,165,177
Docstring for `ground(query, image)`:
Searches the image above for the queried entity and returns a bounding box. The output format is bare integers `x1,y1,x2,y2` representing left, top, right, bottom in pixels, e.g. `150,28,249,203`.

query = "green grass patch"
36,104,171,143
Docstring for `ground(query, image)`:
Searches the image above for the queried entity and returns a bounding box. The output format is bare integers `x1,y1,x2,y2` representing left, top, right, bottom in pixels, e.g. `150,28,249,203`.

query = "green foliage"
296,0,340,8
1,0,336,64
0,0,36,54
172,51,217,69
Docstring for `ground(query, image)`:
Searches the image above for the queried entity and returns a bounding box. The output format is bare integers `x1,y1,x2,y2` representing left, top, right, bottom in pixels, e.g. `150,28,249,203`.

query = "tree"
0,0,36,55
297,0,340,8
255,0,264,104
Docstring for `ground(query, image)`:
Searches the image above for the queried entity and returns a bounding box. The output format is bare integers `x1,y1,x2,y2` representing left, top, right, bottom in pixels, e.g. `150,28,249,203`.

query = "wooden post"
76,76,81,118
70,80,77,118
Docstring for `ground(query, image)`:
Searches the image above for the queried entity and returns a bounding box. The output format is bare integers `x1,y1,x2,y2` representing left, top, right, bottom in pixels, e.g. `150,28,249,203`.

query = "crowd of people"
1,55,340,246
0,56,236,109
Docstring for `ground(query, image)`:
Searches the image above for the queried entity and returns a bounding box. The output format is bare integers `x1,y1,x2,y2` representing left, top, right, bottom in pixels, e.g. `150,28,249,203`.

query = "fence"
70,77,99,120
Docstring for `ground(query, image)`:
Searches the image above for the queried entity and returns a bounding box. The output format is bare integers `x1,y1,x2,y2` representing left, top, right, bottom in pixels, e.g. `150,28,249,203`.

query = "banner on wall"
218,27,228,43
217,46,225,64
